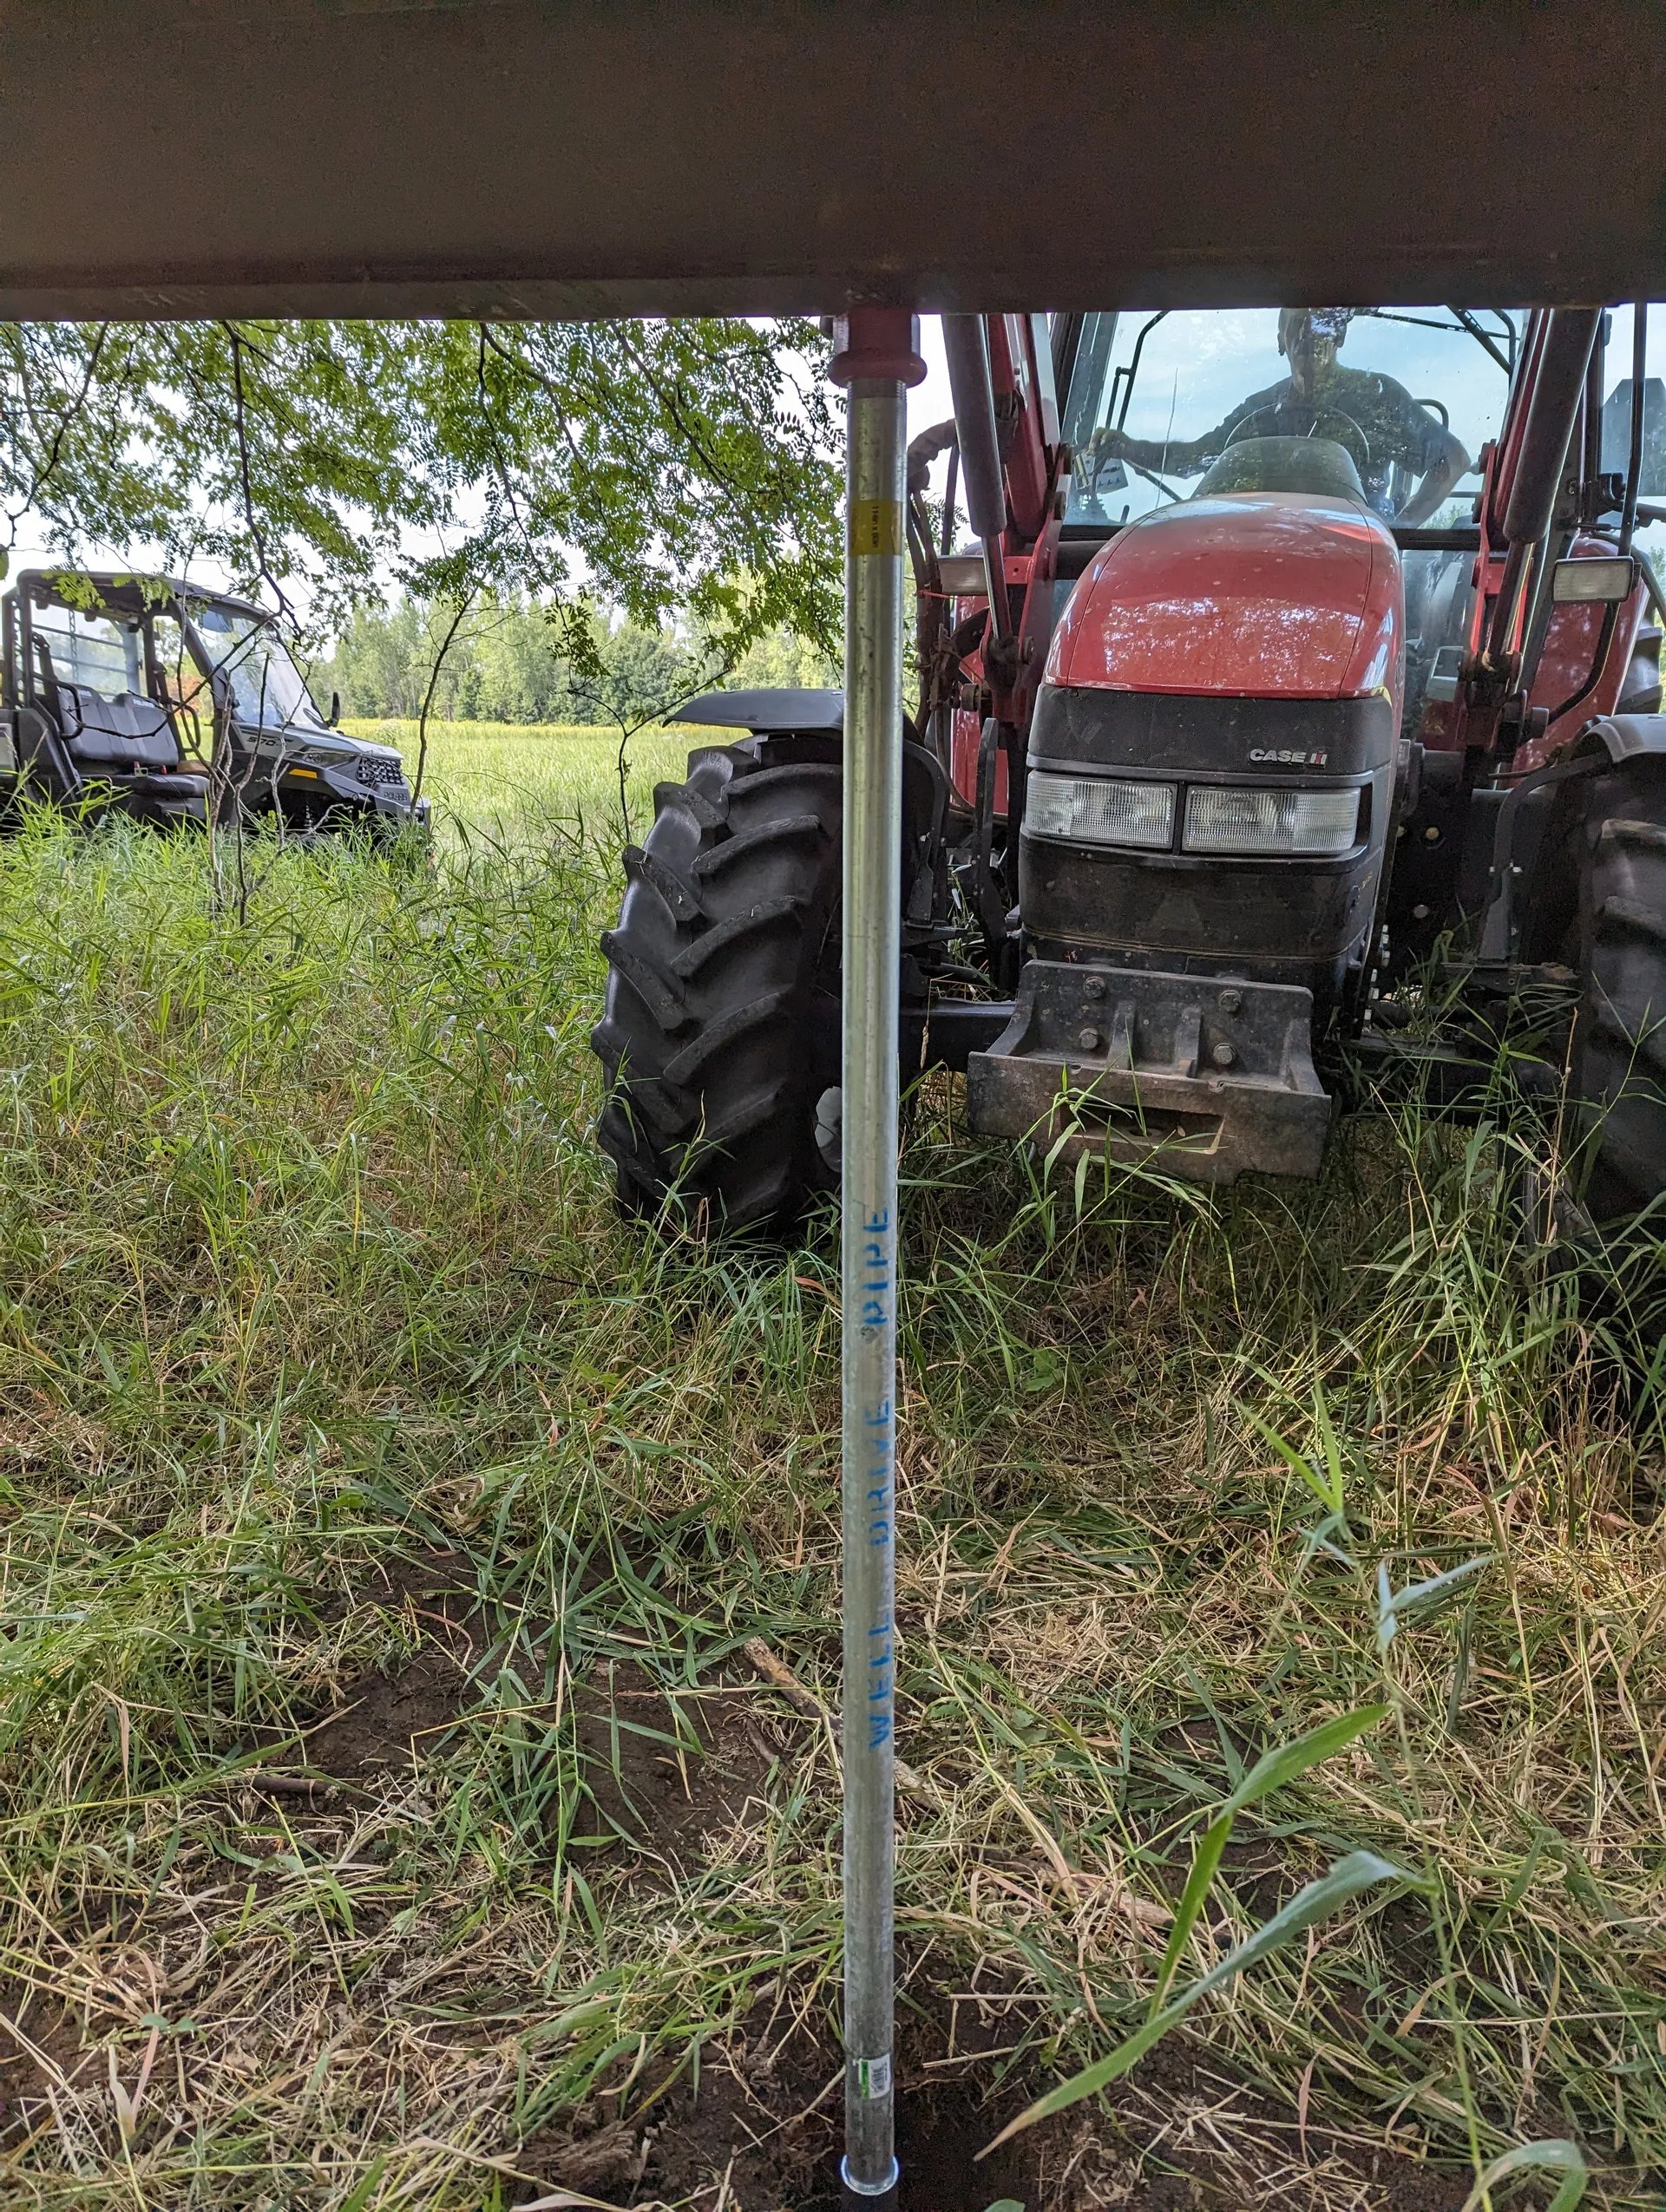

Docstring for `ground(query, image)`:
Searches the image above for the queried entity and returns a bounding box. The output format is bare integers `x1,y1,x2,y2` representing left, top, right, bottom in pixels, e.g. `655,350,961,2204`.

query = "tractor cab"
1059,306,1522,743
0,571,423,840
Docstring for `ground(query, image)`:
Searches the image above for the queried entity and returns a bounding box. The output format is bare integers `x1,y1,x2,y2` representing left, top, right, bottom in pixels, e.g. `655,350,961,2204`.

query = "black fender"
1575,713,1666,763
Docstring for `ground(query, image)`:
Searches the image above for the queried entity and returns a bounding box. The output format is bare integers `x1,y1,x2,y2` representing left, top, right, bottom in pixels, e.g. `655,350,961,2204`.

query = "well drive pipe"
942,311,1015,646
828,307,924,2212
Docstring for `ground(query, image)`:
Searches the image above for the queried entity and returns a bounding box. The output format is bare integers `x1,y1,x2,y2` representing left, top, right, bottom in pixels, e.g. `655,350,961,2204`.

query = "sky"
913,316,954,441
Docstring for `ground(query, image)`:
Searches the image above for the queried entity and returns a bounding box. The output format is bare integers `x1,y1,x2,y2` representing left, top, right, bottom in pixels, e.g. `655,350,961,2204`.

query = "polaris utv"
0,571,425,840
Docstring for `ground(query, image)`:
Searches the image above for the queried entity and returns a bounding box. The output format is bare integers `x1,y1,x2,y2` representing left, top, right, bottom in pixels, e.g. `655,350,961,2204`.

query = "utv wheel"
1571,754,1666,1223
592,736,844,1234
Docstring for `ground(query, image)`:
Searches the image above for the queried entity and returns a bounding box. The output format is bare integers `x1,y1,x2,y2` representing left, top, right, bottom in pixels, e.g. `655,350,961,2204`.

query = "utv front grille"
355,756,407,789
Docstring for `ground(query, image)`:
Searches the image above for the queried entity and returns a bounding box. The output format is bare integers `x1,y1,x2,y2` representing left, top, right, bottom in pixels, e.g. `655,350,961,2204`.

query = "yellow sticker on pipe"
849,498,902,558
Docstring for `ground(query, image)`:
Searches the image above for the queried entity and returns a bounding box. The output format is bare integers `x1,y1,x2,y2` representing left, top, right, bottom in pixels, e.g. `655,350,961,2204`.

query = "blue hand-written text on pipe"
868,1607,894,1749
861,1206,890,1329
864,1395,895,1747
858,1207,895,1749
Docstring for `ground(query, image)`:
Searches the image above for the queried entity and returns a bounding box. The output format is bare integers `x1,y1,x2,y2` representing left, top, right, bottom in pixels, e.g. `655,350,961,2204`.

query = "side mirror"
1551,554,1636,605
328,690,340,728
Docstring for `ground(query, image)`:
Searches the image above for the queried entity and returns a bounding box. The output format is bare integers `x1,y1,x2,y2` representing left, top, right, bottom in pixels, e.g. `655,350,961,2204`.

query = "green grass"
0,739,1660,2209
341,718,712,843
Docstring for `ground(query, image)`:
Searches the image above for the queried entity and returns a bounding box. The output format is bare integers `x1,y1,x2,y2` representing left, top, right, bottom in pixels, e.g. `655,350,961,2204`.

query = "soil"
301,1547,483,1780
0,1983,100,2134
513,1980,1476,2212
570,1659,780,1869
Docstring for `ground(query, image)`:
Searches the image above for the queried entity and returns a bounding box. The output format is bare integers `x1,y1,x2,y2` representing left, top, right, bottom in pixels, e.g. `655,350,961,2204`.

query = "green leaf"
1311,1382,1345,1510
1150,1814,1230,2014
1191,1850,1422,2001
338,2158,390,2212
1023,1346,1064,1393
1220,1704,1388,1822
1149,1705,1387,2014
1460,2138,1587,2211
1377,1554,1492,1650
981,1851,1416,2154
1245,1408,1341,1517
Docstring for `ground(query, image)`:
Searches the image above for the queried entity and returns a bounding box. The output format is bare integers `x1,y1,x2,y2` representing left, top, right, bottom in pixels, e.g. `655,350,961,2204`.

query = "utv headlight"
1183,785,1361,856
1026,772,1175,849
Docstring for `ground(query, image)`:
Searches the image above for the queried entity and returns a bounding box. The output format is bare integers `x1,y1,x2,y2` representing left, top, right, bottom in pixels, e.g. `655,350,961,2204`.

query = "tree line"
320,592,838,728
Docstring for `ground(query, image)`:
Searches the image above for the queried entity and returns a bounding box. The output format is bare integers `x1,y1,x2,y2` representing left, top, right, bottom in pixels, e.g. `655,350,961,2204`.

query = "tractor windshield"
1062,307,1520,529
192,602,329,733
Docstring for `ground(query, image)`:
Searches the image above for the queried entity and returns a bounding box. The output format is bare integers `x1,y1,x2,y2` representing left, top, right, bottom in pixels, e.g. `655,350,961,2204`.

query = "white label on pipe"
855,2052,892,2099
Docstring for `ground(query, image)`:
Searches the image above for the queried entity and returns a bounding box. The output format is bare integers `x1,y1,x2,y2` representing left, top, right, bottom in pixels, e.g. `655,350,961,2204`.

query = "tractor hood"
1047,493,1402,705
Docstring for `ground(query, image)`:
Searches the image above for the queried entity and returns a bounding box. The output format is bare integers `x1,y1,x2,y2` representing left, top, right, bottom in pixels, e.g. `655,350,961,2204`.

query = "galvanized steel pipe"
828,307,923,2211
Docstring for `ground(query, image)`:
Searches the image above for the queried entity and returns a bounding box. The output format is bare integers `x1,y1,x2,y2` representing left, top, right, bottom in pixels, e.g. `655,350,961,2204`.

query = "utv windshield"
192,602,328,732
1061,307,1521,528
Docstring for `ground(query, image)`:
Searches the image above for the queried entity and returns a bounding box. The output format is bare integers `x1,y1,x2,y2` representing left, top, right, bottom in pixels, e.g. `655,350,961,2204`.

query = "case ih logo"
1250,746,1329,767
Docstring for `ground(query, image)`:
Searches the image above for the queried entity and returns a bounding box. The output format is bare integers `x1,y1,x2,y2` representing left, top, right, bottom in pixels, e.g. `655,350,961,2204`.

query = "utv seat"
50,683,209,820
57,684,189,771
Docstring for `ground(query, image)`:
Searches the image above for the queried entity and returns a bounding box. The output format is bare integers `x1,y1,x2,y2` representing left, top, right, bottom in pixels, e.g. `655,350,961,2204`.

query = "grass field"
0,734,1661,2209
341,720,705,843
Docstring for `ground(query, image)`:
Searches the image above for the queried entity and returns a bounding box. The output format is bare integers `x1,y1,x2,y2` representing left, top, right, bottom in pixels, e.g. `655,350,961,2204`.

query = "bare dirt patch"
0,1987,99,2135
303,1548,484,1779
506,1980,1474,2210
574,1659,781,1871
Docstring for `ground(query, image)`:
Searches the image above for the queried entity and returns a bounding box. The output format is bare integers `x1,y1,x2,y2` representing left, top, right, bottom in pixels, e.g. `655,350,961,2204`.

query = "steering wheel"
1223,403,1373,479
1086,437,1183,507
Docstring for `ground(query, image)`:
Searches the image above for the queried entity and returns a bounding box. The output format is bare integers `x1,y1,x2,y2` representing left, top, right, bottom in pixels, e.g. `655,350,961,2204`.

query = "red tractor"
594,306,1666,1234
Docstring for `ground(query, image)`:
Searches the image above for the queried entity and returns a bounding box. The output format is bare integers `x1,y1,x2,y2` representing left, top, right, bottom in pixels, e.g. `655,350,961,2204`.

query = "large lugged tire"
592,736,843,1233
1571,755,1666,1222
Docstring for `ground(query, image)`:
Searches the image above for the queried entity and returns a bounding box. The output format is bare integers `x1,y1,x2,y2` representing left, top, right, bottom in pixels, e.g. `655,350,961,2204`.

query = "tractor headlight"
1183,785,1361,856
1026,772,1175,849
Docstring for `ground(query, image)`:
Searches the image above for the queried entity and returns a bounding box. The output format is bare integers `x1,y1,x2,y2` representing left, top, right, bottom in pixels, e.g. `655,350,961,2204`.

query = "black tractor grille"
355,755,407,789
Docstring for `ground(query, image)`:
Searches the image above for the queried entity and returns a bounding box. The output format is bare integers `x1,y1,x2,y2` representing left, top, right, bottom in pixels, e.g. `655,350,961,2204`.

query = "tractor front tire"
1571,754,1666,1222
593,737,843,1234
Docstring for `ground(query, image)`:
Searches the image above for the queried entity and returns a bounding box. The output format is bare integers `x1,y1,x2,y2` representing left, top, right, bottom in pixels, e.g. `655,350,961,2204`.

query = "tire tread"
591,736,843,1232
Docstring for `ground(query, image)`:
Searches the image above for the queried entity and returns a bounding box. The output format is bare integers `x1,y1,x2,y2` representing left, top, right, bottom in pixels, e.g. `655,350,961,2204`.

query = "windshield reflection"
1063,308,1518,530
192,604,327,731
